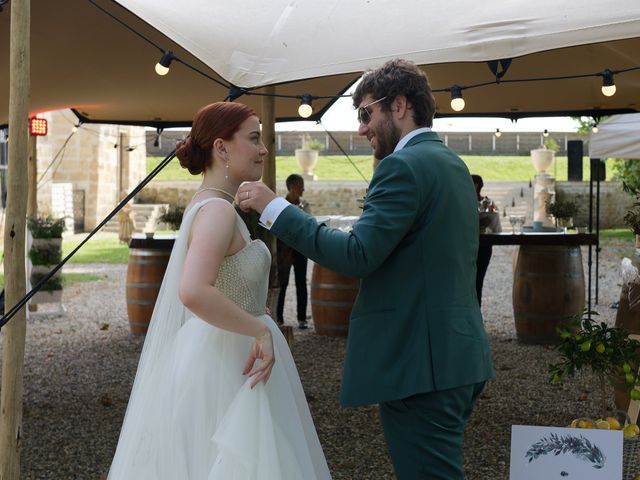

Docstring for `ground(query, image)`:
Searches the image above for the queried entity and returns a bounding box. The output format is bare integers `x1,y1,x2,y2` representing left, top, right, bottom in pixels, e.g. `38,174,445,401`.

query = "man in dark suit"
238,58,494,480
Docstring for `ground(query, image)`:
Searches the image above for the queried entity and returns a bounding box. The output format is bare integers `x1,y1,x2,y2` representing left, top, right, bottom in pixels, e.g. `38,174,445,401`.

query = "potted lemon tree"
549,312,640,428
27,216,65,304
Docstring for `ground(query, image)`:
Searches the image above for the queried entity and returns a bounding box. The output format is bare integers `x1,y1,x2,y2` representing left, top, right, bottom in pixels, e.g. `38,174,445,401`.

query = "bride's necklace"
192,186,235,202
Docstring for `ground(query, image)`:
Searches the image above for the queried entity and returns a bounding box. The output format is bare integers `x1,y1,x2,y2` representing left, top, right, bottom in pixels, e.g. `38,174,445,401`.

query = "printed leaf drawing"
525,433,606,469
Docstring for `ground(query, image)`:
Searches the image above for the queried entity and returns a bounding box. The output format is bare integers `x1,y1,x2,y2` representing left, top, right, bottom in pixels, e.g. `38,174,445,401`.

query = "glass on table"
509,215,518,233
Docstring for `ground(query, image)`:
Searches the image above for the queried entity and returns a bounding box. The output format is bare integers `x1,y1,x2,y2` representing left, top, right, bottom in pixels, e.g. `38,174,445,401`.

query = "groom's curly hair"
353,58,435,128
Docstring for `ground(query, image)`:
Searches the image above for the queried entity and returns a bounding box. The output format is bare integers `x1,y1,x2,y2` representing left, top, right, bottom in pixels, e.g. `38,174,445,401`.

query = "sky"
275,93,580,133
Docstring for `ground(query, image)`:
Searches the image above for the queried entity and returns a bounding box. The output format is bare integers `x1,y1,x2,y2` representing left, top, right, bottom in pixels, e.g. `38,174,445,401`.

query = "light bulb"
450,85,465,112
601,69,616,97
298,95,313,118
155,63,170,76
543,129,549,137
601,84,616,97
298,103,313,118
495,128,502,138
155,51,174,76
592,125,599,134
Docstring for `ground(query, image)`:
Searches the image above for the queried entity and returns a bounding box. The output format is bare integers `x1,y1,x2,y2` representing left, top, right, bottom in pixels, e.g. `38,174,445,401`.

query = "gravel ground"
0,237,632,479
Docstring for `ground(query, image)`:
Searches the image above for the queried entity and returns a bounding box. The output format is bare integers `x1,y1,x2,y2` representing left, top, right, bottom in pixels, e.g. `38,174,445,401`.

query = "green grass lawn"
148,155,614,182
62,237,129,264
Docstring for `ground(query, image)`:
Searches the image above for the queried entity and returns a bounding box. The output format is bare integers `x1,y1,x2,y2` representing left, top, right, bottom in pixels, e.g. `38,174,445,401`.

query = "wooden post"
27,134,37,312
27,135,37,218
1,0,31,478
261,86,276,192
260,88,283,330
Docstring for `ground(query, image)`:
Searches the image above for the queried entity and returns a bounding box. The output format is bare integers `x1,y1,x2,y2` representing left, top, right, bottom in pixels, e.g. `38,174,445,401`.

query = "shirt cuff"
260,197,290,229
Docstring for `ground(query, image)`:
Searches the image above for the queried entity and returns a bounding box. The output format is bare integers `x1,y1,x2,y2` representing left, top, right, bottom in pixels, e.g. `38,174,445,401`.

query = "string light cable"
318,121,369,185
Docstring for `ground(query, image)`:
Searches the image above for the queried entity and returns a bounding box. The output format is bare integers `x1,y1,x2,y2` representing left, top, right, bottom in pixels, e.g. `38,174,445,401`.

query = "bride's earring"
225,155,229,180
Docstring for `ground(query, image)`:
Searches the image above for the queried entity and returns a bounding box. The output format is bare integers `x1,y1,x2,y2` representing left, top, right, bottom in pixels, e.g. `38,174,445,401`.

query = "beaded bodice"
214,237,271,316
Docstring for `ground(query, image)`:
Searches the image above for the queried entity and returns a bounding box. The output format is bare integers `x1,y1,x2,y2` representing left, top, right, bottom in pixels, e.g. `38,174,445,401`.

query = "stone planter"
295,148,319,179
531,148,554,175
29,236,64,305
31,289,62,304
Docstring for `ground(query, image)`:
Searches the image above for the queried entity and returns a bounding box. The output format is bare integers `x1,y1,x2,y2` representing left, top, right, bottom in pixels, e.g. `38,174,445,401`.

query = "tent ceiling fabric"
0,0,358,127
114,0,640,118
589,113,640,159
2,0,640,126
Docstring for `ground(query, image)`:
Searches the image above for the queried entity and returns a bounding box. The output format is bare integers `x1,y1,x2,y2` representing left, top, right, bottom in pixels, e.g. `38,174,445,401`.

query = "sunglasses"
357,96,387,125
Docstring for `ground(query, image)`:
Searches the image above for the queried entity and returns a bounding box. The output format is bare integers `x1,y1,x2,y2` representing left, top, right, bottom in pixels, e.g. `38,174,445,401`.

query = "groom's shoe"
298,320,308,330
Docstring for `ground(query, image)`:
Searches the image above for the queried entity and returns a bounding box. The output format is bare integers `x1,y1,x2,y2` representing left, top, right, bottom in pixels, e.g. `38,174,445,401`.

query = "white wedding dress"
108,198,331,479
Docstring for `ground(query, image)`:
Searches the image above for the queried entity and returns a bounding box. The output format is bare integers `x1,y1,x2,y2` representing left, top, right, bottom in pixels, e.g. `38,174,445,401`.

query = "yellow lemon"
595,343,605,353
630,423,640,435
570,419,579,428
595,419,610,430
578,419,594,429
624,424,638,439
605,417,622,430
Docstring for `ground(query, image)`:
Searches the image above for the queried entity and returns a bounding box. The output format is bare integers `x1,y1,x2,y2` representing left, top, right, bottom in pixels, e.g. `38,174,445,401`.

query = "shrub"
27,216,65,239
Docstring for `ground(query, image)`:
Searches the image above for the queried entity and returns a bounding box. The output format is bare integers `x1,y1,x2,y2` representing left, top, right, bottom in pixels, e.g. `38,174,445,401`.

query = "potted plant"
531,138,559,175
546,198,579,229
623,198,640,249
158,205,185,232
295,135,323,179
27,216,66,304
549,312,640,424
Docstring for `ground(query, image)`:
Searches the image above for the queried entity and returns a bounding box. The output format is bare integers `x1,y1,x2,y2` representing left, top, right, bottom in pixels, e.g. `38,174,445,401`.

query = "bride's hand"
243,329,275,388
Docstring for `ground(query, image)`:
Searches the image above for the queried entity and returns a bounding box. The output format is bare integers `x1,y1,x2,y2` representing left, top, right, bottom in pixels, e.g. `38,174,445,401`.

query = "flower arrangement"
27,216,65,239
546,198,579,220
549,311,640,419
543,138,560,152
159,205,185,231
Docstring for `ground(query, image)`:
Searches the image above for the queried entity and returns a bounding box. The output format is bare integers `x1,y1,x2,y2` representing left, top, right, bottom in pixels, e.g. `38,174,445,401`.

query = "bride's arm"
179,201,274,387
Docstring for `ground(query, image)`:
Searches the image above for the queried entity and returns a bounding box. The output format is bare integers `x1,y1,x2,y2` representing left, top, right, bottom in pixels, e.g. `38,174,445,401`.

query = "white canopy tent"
114,0,640,119
589,114,640,159
2,0,640,125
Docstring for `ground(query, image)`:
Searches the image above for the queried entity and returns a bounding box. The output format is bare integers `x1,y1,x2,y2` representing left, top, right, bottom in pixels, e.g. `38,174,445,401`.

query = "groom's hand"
237,181,277,214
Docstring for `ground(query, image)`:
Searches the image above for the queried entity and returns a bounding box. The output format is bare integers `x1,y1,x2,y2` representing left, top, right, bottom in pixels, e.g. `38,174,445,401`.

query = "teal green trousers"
379,382,485,479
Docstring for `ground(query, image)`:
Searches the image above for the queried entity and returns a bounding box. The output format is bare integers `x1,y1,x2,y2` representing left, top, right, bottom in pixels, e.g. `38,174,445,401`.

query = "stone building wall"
137,180,368,217
555,181,635,229
138,179,635,229
36,110,146,230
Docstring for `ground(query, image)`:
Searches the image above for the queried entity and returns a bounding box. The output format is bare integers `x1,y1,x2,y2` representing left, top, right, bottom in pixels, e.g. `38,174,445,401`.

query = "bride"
108,102,331,479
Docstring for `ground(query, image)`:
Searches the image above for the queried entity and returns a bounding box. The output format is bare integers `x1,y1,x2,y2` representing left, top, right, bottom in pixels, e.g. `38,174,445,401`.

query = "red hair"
176,102,257,175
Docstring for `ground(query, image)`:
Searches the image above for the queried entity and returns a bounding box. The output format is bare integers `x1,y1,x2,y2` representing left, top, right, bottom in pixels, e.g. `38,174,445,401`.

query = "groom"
238,58,495,479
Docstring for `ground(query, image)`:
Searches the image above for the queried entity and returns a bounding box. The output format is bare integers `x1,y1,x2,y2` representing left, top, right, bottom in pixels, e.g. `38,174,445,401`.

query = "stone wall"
146,130,585,157
137,180,368,216
139,179,635,229
556,181,634,229
36,110,147,230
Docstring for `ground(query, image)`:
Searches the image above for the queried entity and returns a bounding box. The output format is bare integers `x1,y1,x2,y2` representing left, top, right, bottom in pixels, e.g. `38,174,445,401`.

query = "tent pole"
595,159,601,305
0,0,31,478
587,159,594,313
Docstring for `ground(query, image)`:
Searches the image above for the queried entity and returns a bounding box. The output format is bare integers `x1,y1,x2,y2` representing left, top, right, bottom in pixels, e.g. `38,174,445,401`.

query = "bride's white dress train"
108,198,331,479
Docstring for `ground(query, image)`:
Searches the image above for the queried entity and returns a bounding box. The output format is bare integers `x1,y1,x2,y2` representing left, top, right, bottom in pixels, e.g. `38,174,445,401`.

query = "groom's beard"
373,115,402,160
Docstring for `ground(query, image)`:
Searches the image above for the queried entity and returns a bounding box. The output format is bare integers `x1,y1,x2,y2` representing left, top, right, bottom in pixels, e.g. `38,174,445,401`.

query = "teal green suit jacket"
271,132,495,406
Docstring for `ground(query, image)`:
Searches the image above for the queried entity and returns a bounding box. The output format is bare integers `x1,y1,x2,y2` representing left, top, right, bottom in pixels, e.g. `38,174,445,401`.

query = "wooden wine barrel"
614,254,640,411
310,264,359,337
126,237,175,334
512,245,585,345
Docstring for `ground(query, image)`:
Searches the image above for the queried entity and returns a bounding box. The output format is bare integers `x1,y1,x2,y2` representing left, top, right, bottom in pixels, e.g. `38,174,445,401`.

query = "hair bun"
176,136,207,175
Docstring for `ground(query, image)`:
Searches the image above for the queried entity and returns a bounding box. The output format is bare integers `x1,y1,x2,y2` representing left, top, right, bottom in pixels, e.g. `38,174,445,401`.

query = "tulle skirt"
108,315,331,480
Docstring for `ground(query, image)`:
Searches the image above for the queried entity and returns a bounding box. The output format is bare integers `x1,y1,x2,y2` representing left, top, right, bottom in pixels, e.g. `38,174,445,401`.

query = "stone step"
101,203,170,233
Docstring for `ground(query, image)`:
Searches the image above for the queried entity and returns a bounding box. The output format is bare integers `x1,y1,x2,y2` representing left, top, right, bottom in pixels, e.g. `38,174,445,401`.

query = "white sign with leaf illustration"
510,425,622,479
